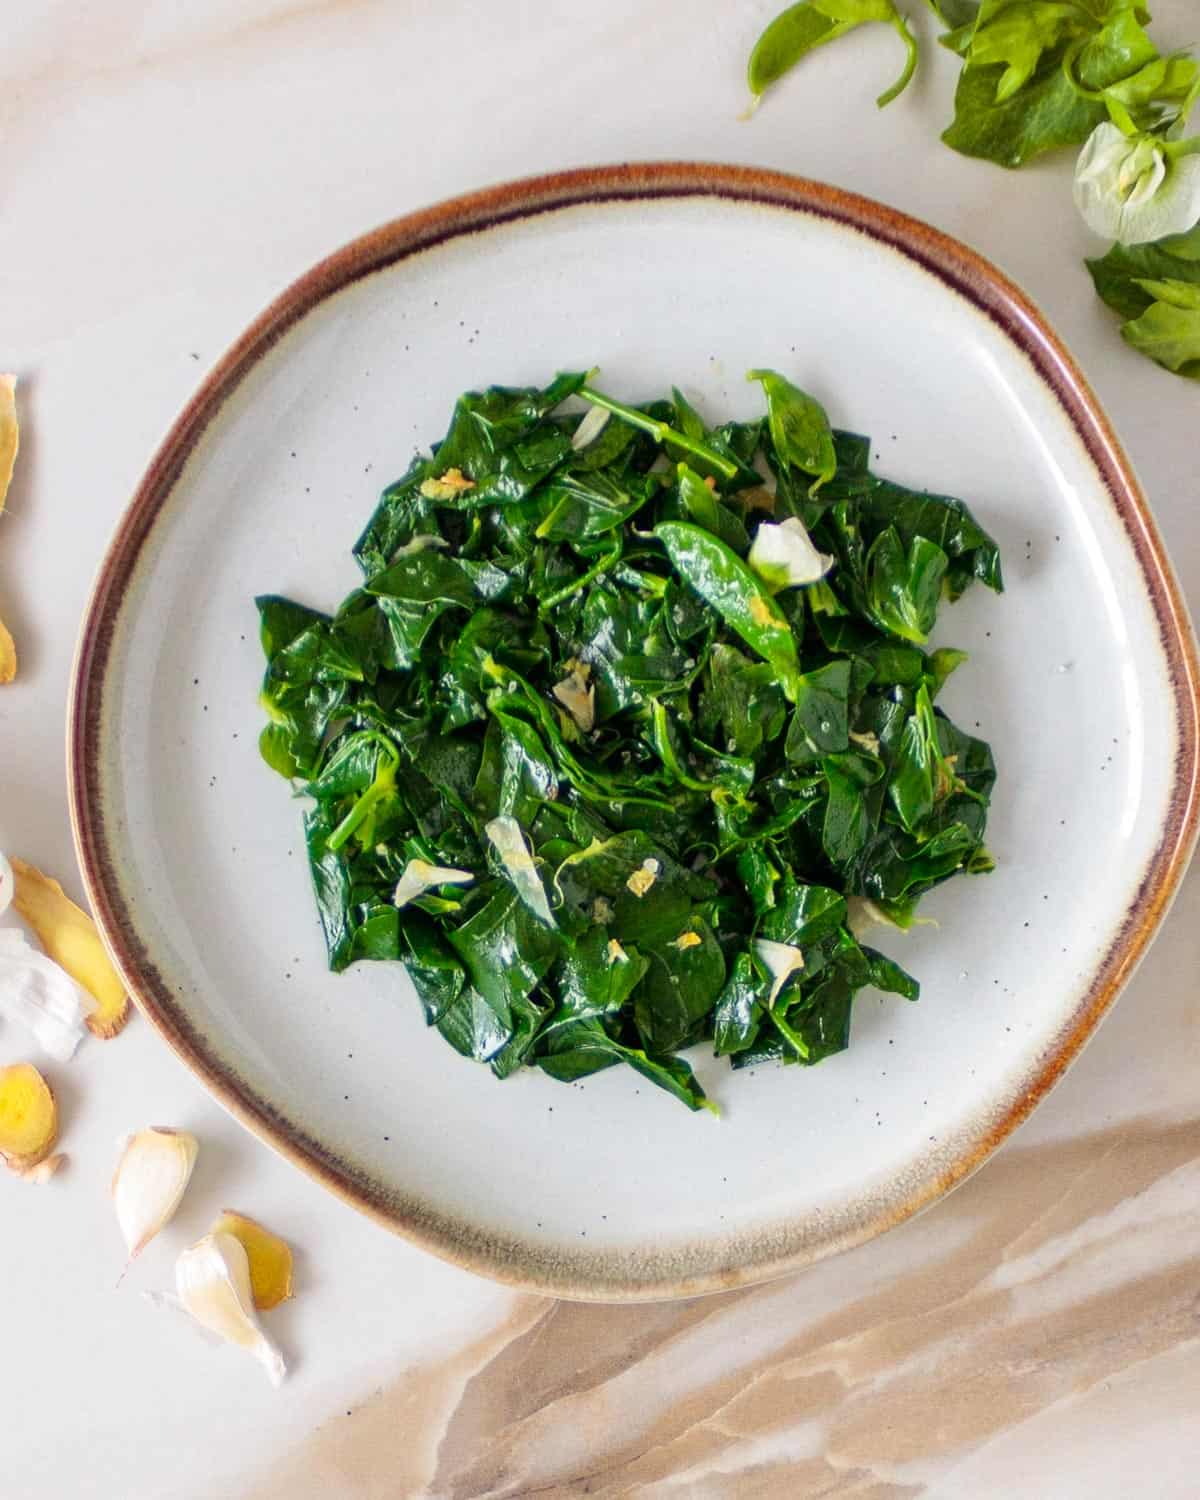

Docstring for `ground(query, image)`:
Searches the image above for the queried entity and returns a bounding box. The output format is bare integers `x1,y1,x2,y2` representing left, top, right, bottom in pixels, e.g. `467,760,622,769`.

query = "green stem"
580,387,738,479
649,702,712,793
538,538,623,614
877,15,919,108
327,741,399,852
768,1006,810,1060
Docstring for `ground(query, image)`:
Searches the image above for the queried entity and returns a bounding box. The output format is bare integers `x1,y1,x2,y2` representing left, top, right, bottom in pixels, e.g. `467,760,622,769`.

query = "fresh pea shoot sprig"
747,1,1200,380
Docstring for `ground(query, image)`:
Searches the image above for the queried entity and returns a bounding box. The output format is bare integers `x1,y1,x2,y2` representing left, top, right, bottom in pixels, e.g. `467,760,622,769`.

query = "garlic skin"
175,1232,286,1387
21,1152,65,1184
112,1128,199,1261
0,925,96,1061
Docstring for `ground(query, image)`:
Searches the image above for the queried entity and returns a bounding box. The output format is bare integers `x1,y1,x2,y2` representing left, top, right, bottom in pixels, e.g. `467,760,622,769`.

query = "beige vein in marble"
242,1116,1200,1498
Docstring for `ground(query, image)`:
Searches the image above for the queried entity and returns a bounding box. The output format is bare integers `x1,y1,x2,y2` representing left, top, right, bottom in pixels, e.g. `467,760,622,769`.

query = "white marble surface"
3,3,1199,1496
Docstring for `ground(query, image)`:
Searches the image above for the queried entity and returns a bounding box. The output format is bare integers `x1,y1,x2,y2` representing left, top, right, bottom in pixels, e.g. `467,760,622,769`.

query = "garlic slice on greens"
485,815,556,927
754,938,806,1008
392,859,474,911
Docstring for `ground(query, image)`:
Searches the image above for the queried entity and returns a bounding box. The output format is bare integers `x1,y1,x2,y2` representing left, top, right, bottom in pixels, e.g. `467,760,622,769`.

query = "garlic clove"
112,1127,199,1261
175,1232,286,1386
0,851,13,917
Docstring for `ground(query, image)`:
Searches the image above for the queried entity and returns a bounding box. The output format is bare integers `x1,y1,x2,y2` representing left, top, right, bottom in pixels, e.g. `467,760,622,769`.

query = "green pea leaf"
747,368,836,494
1086,221,1200,321
865,529,949,644
747,0,919,110
785,660,852,764
655,522,803,701
538,1020,719,1114
1121,286,1200,378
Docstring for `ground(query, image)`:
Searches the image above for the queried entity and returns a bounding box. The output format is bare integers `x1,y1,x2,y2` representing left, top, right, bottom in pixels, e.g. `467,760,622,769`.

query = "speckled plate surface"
69,165,1199,1300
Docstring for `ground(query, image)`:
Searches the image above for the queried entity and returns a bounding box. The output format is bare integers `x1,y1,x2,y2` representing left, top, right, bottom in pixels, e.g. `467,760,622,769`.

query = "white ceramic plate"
71,166,1199,1300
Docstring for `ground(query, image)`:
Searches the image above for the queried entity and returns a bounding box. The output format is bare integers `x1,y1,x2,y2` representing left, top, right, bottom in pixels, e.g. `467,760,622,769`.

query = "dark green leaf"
258,370,999,1111
865,529,948,643
1121,287,1200,378
748,368,836,492
656,521,803,700
713,950,768,1055
634,918,726,1053
538,1020,718,1113
785,659,851,764
1086,221,1200,321
445,884,561,1012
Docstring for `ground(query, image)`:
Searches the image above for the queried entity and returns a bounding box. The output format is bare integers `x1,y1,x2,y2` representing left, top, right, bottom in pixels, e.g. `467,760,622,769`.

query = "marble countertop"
4,3,1199,1495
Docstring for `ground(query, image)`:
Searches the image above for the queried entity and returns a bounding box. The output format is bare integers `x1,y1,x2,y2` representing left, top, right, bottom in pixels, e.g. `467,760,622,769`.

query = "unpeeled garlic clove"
112,1127,199,1261
175,1232,286,1386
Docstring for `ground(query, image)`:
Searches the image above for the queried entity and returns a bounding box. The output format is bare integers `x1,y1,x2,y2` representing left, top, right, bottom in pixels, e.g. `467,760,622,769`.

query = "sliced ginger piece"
1,375,20,685
0,373,17,514
9,858,131,1038
212,1211,294,1310
0,1062,58,1172
0,616,14,684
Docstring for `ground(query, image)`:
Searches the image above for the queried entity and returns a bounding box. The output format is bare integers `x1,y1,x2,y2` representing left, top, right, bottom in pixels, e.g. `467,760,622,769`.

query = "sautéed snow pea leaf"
256,371,1001,1113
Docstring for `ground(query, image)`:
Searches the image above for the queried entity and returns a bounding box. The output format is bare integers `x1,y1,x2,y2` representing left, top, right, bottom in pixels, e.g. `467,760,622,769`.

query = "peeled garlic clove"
211,1211,294,1311
176,1232,286,1386
112,1127,199,1260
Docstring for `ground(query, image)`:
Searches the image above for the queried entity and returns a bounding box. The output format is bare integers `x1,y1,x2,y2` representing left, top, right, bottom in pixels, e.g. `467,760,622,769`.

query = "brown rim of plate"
68,163,1200,1302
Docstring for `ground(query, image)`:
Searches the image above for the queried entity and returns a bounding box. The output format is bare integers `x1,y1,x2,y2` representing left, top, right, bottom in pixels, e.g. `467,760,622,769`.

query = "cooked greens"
256,371,1001,1113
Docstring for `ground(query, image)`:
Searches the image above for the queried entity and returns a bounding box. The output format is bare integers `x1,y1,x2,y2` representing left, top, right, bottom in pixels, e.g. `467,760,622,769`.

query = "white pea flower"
1074,123,1200,246
747,517,833,592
